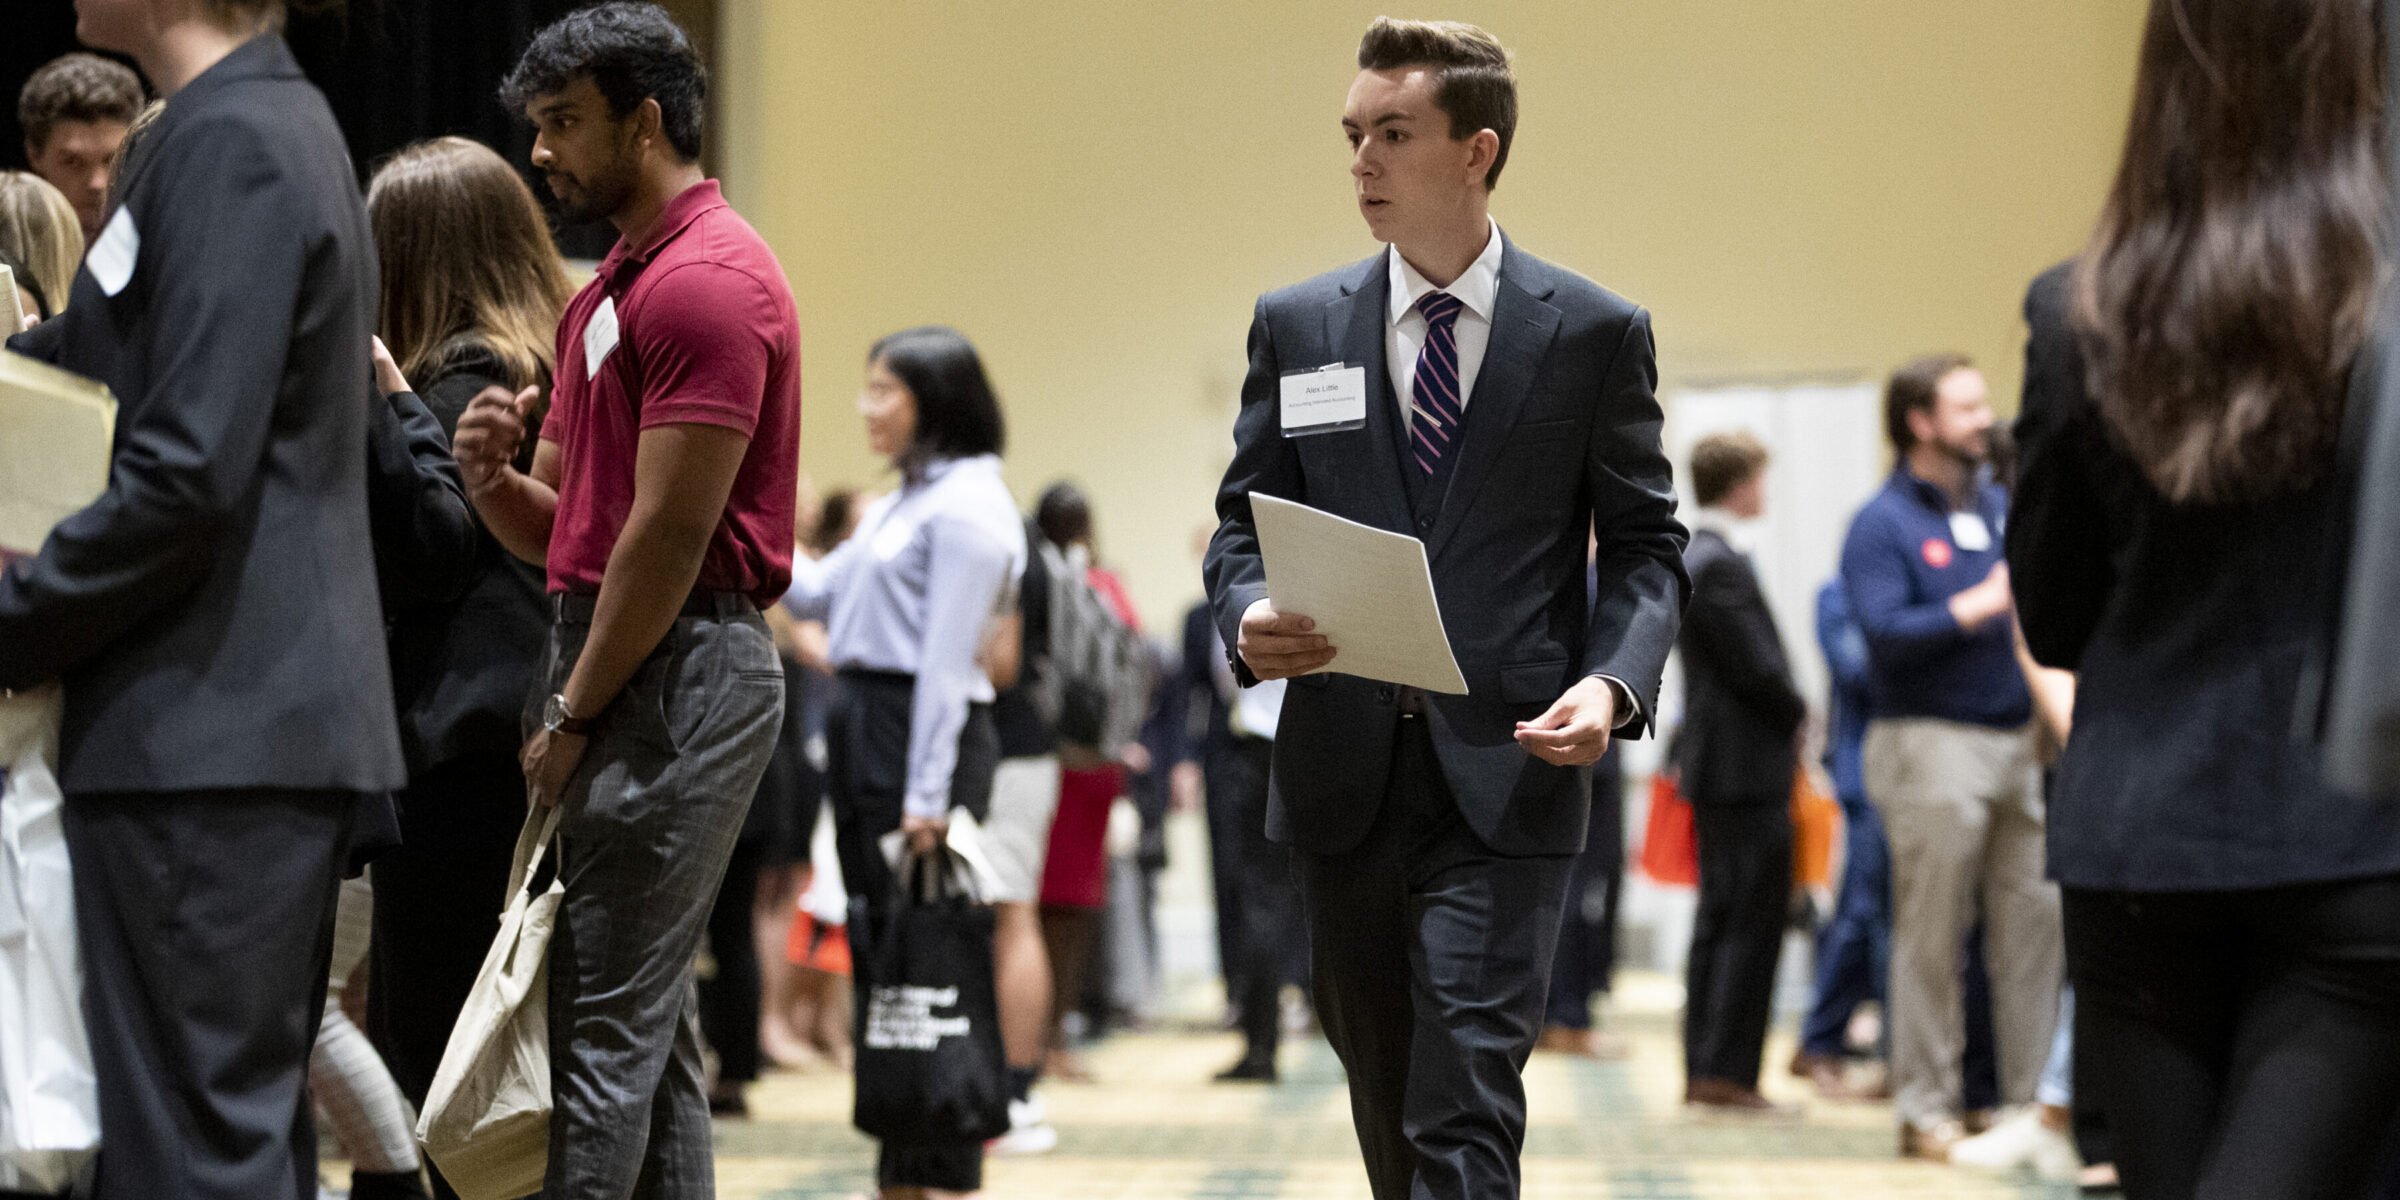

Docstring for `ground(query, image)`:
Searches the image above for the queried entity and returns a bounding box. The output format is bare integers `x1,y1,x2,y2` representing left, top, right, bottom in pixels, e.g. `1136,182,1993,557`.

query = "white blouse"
783,454,1026,819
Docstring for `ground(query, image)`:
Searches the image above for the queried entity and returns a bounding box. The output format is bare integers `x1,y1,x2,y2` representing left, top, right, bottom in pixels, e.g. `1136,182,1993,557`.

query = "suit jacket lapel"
1324,251,1416,534
1429,238,1562,559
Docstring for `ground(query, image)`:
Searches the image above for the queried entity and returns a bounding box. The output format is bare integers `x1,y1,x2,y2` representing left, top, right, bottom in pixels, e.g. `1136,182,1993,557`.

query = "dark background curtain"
1,0,716,260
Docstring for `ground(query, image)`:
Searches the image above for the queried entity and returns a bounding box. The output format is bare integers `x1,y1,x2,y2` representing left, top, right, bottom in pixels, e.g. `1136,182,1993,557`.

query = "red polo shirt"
545,180,800,607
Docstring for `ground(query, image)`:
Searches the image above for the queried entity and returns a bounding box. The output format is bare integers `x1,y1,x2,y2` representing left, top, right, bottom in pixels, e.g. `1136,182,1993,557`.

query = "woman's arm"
365,380,479,607
2006,266,2117,670
779,531,860,624
901,512,1016,823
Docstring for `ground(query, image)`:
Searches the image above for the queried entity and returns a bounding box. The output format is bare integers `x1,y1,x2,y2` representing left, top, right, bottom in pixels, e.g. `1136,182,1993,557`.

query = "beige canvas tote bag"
415,804,563,1200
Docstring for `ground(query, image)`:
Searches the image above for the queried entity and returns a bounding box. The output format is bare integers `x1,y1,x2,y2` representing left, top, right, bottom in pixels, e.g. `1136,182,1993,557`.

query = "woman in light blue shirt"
780,325,1024,1199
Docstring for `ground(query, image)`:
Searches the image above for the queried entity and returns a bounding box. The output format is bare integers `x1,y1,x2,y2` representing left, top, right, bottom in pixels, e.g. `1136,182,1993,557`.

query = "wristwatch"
542,692,594,736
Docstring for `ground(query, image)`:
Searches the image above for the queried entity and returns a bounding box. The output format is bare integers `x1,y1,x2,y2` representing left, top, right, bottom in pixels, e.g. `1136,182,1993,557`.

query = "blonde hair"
367,137,572,390
0,171,83,316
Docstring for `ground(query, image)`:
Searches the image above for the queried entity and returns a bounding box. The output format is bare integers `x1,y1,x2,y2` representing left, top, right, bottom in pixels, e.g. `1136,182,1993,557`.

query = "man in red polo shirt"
451,5,799,1195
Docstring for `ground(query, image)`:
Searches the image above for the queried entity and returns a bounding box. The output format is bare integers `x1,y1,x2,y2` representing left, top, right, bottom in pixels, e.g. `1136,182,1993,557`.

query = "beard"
547,140,641,225
1932,428,1988,468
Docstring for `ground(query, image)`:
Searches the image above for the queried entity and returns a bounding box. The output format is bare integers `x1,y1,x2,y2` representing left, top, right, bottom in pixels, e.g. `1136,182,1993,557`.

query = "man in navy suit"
1203,18,1687,1198
0,6,400,1197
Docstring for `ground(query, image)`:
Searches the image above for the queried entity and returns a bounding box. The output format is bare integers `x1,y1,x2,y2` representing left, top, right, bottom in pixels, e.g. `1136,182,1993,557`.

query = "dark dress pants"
827,671,1000,1195
1222,733,1304,1067
1960,922,2001,1112
1683,798,1792,1089
1799,790,1888,1057
65,788,355,1200
1203,737,1252,1015
699,834,765,1085
1545,749,1625,1030
2065,878,2400,1200
367,750,526,1200
1294,716,1573,1200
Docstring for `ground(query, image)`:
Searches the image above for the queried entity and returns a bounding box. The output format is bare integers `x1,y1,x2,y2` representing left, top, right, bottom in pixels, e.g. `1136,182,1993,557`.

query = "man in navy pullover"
1838,354,2061,1162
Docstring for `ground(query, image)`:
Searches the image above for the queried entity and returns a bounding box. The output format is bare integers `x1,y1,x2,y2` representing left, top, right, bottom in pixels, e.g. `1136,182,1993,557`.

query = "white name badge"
1279,363,1367,437
87,207,138,298
1949,511,1993,553
582,295,621,378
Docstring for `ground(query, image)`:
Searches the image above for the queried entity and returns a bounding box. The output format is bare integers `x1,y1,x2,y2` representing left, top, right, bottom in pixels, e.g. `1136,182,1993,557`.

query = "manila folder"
0,350,116,560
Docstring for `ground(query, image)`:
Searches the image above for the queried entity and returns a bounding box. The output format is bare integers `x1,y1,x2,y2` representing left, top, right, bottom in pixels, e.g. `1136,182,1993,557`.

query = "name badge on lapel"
1279,363,1367,437
1949,511,1993,553
87,207,138,298
582,295,621,378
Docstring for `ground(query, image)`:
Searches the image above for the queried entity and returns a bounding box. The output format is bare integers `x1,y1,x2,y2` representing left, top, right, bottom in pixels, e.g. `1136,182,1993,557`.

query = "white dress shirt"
783,454,1027,818
1386,216,1504,435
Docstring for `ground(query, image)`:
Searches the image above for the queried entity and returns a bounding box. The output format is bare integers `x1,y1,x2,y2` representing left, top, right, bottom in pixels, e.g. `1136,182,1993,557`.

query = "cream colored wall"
716,1,2145,627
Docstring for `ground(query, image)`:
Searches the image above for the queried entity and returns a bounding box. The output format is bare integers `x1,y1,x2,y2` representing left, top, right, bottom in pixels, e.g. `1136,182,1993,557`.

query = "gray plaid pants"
531,599,785,1199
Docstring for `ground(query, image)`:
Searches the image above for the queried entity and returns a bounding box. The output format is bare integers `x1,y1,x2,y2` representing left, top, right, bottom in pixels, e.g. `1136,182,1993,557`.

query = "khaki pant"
1863,717,2062,1127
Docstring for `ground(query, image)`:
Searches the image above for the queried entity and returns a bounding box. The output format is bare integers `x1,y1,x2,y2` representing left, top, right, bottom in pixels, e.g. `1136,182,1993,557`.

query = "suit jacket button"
1418,515,1435,531
1377,684,1396,703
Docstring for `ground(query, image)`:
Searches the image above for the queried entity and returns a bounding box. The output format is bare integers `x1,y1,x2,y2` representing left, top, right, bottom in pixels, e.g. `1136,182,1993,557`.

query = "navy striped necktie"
1410,290,1467,477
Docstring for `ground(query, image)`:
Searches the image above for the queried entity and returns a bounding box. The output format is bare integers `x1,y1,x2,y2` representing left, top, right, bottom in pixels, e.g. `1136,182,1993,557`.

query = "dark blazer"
1205,235,1689,857
382,347,553,777
0,36,403,796
367,383,477,610
2010,261,2400,891
1673,527,1803,805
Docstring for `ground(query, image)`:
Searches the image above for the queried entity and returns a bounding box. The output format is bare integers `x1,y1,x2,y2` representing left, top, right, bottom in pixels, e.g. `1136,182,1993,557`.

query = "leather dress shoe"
1683,1077,1800,1118
1213,1056,1277,1084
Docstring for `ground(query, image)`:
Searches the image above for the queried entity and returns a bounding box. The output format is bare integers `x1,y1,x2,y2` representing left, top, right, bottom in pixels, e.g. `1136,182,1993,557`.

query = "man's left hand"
522,726,589,808
1515,676,1618,766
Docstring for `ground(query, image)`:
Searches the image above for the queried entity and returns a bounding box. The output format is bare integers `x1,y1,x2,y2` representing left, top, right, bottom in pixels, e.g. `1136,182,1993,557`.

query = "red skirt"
1039,764,1120,909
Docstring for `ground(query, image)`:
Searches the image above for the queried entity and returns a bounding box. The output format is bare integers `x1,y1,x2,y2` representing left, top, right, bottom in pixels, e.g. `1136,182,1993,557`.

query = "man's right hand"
1238,598,1335,681
453,383,539,493
1948,562,2014,631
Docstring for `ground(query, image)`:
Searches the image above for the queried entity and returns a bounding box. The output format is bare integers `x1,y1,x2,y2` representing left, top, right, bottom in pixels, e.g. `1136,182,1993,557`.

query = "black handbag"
849,847,1010,1144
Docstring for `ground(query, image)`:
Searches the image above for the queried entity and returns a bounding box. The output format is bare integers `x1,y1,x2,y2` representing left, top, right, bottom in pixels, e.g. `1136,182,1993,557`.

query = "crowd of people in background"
4,2,2400,1200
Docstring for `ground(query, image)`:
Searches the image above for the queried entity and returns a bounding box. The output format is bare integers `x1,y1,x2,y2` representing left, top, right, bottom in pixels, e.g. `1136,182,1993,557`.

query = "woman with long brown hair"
358,134,573,1200
2008,1,2400,1195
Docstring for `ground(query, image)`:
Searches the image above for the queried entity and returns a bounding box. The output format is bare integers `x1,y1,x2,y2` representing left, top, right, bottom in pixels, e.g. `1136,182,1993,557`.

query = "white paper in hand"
1249,493,1468,694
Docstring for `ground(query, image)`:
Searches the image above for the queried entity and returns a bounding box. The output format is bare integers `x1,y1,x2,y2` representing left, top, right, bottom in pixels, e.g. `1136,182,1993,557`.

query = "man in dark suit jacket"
0,12,402,1200
1672,432,1805,1113
1203,19,1687,1198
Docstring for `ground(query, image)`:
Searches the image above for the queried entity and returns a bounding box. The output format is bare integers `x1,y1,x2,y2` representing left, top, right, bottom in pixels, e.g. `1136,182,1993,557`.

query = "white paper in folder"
1249,493,1468,695
0,351,117,562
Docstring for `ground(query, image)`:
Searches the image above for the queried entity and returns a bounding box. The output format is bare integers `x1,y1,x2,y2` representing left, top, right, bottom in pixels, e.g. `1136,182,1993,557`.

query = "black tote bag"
850,848,1010,1144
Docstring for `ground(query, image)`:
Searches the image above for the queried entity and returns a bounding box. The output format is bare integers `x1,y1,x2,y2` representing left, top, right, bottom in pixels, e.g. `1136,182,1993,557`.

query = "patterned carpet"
709,973,2079,1200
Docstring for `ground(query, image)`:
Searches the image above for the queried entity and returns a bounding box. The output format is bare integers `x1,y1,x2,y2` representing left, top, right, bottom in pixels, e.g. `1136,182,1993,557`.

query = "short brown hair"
17,54,143,153
1356,17,1516,189
1690,431,1769,507
1885,352,1974,453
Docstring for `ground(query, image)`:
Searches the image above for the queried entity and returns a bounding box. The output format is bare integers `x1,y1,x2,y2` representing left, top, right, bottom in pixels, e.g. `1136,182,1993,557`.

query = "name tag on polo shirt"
88,207,138,298
1279,363,1367,437
1949,511,1993,552
582,295,621,378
